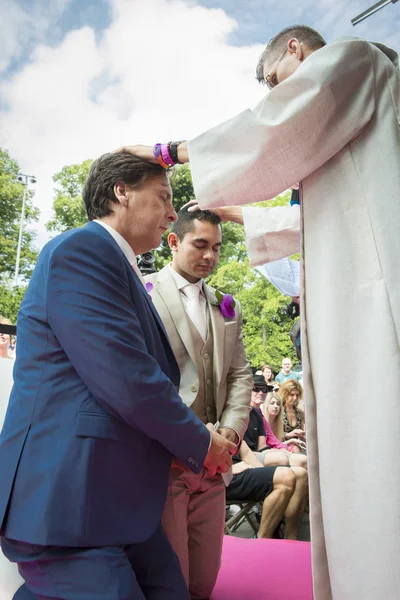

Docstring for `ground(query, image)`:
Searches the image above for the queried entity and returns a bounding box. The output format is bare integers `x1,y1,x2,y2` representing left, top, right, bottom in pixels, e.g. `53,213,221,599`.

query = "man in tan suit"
145,206,252,600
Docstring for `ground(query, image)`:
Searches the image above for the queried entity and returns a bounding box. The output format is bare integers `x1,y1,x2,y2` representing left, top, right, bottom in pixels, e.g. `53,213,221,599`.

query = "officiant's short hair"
256,25,327,83
83,153,166,221
172,205,221,241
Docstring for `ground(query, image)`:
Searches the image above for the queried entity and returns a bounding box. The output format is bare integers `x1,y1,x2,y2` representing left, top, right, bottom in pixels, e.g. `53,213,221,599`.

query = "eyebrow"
193,238,222,247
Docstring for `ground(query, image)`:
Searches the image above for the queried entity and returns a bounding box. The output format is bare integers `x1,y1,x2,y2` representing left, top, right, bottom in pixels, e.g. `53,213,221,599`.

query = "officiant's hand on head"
183,200,244,225
204,427,236,476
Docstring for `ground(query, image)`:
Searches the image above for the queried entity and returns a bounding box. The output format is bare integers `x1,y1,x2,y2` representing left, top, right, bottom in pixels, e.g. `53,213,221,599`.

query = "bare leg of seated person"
288,452,308,469
283,466,309,540
259,449,290,467
258,467,295,538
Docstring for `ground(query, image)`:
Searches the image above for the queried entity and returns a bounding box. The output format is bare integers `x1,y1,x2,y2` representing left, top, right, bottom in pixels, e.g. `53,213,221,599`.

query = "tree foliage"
45,159,298,370
0,284,28,323
46,160,92,232
0,148,40,281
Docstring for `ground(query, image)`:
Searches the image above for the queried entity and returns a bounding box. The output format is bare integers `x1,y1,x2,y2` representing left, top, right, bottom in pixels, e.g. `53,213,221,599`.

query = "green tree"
46,160,92,233
207,259,296,370
0,284,28,323
0,148,40,281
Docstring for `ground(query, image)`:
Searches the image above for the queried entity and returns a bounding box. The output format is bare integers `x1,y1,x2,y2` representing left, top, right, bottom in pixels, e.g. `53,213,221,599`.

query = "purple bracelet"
161,143,175,167
153,143,162,160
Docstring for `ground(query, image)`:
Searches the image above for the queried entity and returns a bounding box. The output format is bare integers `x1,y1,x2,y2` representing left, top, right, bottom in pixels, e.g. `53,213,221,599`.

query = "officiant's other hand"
183,200,244,225
204,430,236,476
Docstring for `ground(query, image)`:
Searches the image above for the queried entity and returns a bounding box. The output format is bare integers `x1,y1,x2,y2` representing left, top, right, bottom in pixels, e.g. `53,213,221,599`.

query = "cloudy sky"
1,0,399,248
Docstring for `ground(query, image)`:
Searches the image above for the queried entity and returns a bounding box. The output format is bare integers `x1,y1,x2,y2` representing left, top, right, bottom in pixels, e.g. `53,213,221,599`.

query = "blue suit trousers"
2,525,189,600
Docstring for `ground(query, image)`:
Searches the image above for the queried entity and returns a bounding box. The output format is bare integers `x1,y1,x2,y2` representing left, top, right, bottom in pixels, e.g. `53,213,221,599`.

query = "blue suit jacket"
0,221,209,546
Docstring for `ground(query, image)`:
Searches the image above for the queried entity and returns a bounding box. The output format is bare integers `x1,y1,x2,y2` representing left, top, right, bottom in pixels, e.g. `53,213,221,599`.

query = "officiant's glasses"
265,48,287,90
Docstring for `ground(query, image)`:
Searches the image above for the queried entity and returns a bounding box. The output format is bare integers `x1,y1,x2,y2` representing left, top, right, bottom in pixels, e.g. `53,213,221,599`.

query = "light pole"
352,0,399,26
14,173,36,287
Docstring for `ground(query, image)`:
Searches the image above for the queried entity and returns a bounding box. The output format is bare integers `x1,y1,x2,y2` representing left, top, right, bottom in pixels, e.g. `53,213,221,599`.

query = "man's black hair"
171,205,221,241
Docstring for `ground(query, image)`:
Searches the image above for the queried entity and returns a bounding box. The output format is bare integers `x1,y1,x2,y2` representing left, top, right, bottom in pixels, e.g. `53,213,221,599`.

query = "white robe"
189,37,400,600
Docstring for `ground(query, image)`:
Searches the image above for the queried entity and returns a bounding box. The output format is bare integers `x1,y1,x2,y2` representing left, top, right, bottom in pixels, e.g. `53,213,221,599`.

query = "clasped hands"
203,423,238,477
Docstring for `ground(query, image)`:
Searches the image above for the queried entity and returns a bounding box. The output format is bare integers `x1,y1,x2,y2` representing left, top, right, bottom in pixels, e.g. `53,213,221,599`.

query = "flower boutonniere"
145,282,153,301
214,290,236,319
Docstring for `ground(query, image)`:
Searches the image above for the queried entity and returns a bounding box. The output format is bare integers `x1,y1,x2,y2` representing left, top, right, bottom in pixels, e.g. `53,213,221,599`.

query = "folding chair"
224,500,260,536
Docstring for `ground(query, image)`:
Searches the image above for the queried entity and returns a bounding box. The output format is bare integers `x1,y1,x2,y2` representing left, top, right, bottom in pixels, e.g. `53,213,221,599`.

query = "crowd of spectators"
226,358,308,540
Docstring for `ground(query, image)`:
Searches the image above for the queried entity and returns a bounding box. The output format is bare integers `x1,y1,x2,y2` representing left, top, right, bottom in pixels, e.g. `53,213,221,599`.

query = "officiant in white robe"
120,28,399,600
186,35,400,600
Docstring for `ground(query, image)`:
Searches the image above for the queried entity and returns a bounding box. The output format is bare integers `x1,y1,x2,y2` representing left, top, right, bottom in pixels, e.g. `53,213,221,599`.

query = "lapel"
85,221,170,342
154,266,198,366
203,284,226,386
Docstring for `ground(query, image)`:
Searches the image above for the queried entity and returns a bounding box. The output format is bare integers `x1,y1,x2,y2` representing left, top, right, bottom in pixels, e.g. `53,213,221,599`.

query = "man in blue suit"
0,152,235,599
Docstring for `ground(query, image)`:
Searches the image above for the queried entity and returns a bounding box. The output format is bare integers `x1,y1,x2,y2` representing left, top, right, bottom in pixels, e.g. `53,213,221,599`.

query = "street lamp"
352,0,399,26
14,173,36,287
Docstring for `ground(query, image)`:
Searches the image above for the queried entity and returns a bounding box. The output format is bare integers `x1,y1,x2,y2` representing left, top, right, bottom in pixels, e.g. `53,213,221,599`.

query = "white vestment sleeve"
243,205,300,266
188,37,375,209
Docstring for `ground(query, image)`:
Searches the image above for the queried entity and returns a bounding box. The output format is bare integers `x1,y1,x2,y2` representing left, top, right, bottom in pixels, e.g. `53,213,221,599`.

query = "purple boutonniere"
145,282,153,301
215,290,236,319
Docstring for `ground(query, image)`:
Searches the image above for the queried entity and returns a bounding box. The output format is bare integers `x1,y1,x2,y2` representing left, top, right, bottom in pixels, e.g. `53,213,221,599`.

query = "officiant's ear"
168,232,179,252
288,38,304,61
114,180,130,207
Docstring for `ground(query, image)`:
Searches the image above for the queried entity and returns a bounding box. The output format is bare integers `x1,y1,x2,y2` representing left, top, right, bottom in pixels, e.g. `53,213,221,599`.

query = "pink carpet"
211,536,313,600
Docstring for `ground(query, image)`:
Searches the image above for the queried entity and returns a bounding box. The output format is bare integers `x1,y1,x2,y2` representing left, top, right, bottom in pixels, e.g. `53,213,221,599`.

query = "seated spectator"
0,317,13,359
278,379,306,453
227,439,308,540
249,374,306,467
261,364,275,388
263,392,307,466
275,358,301,384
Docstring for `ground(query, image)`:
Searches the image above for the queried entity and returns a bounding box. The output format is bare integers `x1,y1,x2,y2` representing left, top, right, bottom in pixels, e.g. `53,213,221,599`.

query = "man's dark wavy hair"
83,152,166,220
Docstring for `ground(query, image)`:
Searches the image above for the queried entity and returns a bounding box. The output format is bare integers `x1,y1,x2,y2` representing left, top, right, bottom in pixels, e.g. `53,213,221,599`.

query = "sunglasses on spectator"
253,386,268,393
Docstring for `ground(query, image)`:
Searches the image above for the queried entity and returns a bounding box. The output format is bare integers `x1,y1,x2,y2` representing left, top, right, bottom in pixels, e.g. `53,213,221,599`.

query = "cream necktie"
182,284,207,341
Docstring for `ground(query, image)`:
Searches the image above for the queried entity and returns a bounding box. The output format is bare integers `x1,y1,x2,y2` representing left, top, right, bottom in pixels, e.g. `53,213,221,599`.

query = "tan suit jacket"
145,265,252,437
188,37,400,600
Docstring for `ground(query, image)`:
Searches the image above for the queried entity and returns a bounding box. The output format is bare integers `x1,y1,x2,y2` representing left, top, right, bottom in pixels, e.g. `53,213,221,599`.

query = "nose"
168,206,178,223
203,248,214,261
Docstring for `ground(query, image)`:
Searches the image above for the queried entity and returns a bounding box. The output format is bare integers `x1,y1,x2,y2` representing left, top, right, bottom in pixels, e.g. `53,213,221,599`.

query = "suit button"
191,384,198,393
207,379,212,385
203,352,209,359
188,457,193,464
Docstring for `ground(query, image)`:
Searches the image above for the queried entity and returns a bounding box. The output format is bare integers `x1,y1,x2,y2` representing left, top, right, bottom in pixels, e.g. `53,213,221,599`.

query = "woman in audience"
261,364,275,387
0,316,13,359
263,392,306,457
278,379,306,453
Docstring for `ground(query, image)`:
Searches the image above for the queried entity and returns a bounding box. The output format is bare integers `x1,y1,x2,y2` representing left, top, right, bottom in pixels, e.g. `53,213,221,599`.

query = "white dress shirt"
93,220,146,287
168,265,207,326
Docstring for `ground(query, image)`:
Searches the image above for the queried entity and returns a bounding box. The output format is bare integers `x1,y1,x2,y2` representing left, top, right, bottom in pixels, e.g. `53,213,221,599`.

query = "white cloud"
0,0,72,73
0,0,266,248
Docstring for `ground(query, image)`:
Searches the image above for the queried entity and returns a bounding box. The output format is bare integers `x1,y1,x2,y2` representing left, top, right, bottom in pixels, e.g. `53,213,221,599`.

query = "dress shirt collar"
168,264,204,294
93,220,137,266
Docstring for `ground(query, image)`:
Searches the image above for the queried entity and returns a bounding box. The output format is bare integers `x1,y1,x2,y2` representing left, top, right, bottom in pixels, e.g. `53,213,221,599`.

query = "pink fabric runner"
212,536,313,600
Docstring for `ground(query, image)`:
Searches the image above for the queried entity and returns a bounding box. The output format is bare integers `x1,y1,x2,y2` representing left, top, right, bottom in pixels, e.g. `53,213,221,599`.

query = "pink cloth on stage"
211,536,312,600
